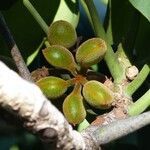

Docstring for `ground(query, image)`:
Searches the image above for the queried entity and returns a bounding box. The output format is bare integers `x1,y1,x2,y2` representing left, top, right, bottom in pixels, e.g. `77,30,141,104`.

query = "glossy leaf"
42,45,77,75
76,38,107,68
129,0,150,22
104,0,137,47
48,20,77,48
36,76,69,99
53,0,79,28
0,0,18,10
63,84,86,125
83,80,113,109
0,0,79,60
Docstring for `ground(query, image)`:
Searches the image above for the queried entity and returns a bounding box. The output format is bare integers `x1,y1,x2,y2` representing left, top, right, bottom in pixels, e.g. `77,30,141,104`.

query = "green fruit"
83,80,113,109
63,84,86,125
36,76,69,99
42,45,77,75
48,20,77,48
76,38,107,68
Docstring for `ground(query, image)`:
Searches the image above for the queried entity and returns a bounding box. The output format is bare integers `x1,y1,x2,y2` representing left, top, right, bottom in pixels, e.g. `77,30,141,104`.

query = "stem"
77,119,90,132
0,12,32,82
83,0,123,82
23,0,49,34
126,64,150,96
45,40,51,48
83,110,150,145
80,0,93,28
84,0,105,38
105,0,113,44
128,89,150,116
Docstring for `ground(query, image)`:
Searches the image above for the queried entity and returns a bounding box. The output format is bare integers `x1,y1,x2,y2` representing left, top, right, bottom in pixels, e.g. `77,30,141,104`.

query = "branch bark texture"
0,61,150,149
0,61,88,150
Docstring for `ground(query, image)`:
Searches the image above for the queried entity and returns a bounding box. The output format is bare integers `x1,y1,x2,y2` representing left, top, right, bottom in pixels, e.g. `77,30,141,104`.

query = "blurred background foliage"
0,0,150,149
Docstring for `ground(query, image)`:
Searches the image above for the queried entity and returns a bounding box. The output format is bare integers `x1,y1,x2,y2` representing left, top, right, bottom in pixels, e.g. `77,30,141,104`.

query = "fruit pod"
63,84,86,125
76,38,107,68
83,80,113,109
36,76,69,99
42,45,77,75
48,20,77,48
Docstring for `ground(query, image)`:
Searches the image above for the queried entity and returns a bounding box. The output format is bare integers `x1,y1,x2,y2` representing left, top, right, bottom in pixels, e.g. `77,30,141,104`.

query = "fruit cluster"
36,20,114,125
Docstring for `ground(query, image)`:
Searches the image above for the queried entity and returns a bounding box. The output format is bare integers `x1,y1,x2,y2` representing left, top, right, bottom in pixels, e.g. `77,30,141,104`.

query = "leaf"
53,0,79,28
26,38,46,66
104,0,137,45
134,16,150,66
0,0,18,10
104,0,141,60
1,0,79,60
129,0,150,22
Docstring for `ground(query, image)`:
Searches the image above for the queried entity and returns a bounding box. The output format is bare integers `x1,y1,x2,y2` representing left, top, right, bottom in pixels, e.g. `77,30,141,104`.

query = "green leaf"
26,38,46,66
53,0,79,28
134,16,150,66
0,0,18,10
104,0,137,45
129,0,150,22
0,0,79,60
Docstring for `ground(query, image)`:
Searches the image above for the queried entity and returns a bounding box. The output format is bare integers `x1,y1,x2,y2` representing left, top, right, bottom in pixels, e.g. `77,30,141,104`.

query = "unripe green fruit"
83,80,113,109
36,76,69,99
48,20,77,48
63,84,86,125
42,45,77,75
76,38,107,68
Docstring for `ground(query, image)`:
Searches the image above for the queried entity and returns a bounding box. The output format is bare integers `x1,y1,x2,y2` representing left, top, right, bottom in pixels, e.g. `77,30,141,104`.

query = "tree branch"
0,12,32,81
0,61,150,149
83,110,150,145
0,61,96,150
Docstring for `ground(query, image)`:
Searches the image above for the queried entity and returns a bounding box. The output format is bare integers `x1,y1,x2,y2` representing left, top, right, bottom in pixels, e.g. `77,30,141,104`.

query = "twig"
128,89,150,116
23,0,49,34
0,61,95,150
0,12,32,82
83,110,150,145
126,64,150,96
